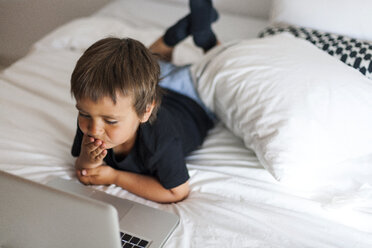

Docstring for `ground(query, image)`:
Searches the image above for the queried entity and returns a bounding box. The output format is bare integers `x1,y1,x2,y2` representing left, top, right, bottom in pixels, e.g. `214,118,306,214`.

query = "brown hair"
71,37,162,123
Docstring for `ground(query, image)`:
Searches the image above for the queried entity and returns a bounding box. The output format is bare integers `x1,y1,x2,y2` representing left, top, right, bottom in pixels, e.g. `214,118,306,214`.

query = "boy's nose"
88,121,103,137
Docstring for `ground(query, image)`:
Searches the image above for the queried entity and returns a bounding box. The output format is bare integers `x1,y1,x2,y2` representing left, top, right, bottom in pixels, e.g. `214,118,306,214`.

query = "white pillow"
33,16,201,65
190,34,372,191
34,17,163,52
270,0,372,42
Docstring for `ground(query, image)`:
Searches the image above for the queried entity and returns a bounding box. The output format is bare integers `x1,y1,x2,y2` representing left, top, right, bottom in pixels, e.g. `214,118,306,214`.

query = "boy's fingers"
97,149,107,160
86,140,103,153
82,134,95,145
81,167,99,177
90,146,106,158
84,142,98,154
76,170,90,185
94,139,103,146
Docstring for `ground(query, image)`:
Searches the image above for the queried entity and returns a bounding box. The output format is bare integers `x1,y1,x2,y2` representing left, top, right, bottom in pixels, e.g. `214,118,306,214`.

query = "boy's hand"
76,165,117,186
75,134,107,169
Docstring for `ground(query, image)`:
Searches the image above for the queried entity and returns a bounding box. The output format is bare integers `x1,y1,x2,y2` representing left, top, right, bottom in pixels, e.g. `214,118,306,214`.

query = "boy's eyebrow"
75,104,85,112
101,114,121,119
75,104,121,119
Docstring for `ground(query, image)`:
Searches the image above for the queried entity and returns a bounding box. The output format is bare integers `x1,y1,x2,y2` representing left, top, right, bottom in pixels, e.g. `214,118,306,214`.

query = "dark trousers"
163,0,218,52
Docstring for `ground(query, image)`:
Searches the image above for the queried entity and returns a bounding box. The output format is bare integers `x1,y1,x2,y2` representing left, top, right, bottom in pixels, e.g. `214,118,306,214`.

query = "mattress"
1,0,371,247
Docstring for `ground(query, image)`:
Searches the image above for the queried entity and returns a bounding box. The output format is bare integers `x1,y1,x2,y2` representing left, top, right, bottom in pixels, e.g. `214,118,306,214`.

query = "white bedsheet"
1,0,372,247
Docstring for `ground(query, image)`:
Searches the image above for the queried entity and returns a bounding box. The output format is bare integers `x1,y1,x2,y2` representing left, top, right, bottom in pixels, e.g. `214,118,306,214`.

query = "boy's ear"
140,101,156,123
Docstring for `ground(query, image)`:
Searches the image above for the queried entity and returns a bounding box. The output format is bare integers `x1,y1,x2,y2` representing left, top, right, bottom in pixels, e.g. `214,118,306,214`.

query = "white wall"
0,0,272,68
157,0,272,19
0,0,111,67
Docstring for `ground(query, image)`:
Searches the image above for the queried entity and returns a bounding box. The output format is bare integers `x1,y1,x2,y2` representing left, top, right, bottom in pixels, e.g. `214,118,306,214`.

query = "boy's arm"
77,166,189,203
115,170,190,203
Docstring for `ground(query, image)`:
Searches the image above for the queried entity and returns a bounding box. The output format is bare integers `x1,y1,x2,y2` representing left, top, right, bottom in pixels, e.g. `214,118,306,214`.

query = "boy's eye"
79,112,90,118
105,120,118,125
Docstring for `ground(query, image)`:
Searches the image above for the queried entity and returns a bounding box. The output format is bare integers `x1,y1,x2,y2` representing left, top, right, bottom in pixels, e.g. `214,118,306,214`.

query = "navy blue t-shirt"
71,89,214,189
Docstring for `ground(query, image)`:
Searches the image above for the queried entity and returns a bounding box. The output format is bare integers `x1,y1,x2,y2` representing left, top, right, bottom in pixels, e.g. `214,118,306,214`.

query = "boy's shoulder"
140,89,213,155
137,106,189,189
139,102,180,154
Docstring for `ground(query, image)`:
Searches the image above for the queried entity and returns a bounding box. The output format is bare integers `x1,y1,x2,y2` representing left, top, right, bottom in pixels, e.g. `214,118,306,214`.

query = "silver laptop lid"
46,177,180,248
0,170,122,248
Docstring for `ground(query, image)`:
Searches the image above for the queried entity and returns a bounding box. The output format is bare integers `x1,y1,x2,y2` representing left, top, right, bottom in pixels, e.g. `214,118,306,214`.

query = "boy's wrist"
75,156,101,170
112,169,120,186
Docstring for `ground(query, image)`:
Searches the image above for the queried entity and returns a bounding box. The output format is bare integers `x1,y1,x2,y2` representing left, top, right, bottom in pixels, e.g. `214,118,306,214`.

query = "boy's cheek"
77,118,87,133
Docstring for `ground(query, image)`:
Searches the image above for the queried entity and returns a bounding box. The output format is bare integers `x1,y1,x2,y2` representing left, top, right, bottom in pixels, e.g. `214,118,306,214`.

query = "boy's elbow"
167,181,190,203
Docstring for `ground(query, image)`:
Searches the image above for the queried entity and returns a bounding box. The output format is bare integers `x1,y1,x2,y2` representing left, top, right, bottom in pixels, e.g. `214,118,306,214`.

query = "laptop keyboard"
120,232,150,248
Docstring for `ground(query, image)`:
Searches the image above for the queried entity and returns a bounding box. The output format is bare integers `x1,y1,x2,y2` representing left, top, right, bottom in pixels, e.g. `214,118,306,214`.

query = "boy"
71,2,218,203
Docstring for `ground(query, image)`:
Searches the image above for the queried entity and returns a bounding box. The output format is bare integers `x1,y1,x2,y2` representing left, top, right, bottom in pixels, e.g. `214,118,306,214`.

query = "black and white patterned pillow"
258,24,372,80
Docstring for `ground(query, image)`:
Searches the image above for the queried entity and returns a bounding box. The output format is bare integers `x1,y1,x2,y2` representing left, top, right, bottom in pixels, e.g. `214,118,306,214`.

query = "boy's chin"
104,144,114,149
106,143,121,150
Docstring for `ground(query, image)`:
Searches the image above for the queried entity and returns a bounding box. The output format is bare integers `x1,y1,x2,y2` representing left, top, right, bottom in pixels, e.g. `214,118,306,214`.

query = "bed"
1,0,372,247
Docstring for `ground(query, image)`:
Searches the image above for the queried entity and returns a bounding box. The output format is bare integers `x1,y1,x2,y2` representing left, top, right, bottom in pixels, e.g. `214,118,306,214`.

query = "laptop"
0,170,179,248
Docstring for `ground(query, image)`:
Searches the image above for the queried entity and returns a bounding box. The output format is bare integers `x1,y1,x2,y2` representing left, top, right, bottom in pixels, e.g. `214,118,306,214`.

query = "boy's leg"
158,60,216,121
149,37,174,62
162,0,218,49
190,0,219,52
158,61,196,100
163,15,191,47
149,1,219,60
149,14,191,62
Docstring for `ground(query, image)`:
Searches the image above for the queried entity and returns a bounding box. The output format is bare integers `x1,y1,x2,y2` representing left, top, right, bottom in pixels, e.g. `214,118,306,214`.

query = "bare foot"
149,37,174,62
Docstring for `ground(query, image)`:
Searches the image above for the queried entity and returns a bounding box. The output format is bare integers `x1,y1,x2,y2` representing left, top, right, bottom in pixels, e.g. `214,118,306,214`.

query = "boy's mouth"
85,133,110,147
87,134,104,142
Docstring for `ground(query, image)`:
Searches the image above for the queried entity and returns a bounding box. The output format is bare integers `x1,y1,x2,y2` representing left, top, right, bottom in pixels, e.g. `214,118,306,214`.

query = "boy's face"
76,93,149,150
